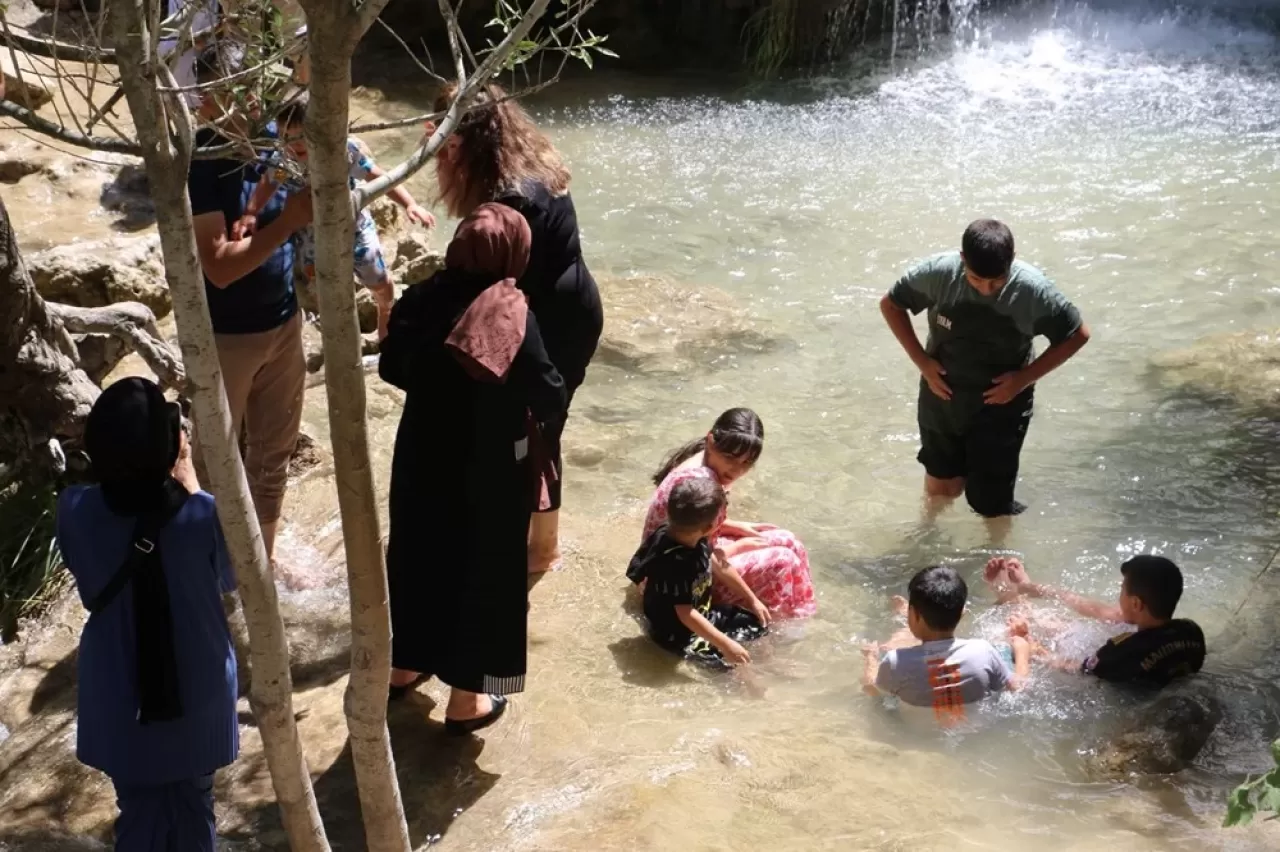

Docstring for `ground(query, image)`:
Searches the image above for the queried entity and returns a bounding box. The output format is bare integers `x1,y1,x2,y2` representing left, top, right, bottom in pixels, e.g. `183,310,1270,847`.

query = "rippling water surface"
301,3,1280,848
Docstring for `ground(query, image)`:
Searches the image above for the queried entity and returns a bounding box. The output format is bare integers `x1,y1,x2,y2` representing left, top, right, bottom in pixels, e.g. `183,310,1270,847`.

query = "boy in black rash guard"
627,478,768,667
992,555,1206,687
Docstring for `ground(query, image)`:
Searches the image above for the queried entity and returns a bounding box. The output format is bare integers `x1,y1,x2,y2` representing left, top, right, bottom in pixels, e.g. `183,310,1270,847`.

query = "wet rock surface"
27,235,171,319
1152,329,1280,414
1088,688,1224,777
595,274,784,376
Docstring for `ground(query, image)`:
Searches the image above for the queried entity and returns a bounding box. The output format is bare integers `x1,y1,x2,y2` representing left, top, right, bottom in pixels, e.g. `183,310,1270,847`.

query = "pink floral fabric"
643,466,817,619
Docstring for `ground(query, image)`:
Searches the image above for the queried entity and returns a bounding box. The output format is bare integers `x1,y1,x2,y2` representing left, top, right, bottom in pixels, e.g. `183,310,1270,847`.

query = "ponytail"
652,438,707,486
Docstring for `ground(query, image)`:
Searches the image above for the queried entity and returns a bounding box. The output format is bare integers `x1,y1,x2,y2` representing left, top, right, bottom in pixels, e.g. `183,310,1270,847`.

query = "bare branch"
349,109,446,134
439,0,468,87
0,100,143,154
1,23,117,63
156,38,303,94
356,0,396,38
354,0,553,209
374,17,445,85
47,302,186,391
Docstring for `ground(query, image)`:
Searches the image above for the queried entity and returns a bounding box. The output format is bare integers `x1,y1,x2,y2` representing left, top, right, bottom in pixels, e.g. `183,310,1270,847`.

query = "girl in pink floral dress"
642,408,817,619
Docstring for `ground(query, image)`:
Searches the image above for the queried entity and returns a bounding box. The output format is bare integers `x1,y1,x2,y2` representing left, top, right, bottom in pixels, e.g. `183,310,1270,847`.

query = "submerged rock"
27,235,171,319
1089,688,1224,777
1152,329,1280,413
596,275,785,376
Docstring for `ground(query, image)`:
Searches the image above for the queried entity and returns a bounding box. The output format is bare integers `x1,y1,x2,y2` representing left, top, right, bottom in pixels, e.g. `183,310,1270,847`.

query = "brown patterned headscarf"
444,203,532,383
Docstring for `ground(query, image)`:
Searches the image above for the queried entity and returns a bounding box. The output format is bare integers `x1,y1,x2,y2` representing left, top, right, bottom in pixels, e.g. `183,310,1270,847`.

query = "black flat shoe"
388,674,431,702
444,695,508,736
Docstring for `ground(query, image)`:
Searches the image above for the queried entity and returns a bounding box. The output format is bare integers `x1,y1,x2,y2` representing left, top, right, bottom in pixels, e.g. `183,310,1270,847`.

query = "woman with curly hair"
428,82,604,580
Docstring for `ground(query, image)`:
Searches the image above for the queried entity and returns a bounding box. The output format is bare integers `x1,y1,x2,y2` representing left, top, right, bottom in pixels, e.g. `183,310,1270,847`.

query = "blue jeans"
113,774,215,852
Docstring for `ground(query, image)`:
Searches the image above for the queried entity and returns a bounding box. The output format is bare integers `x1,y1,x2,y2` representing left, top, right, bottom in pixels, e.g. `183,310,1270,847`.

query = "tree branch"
47,301,186,391
373,17,445,85
0,100,143,154
1,23,117,63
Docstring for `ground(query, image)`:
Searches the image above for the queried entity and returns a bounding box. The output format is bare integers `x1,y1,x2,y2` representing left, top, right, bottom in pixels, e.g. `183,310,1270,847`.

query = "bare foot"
1004,558,1030,586
1007,614,1030,639
390,668,421,688
445,690,493,722
890,595,909,619
984,557,1008,583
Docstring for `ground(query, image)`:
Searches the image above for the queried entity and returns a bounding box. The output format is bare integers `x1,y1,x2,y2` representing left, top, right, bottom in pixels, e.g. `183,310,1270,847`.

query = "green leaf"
1225,784,1256,828
1271,739,1280,766
596,47,620,59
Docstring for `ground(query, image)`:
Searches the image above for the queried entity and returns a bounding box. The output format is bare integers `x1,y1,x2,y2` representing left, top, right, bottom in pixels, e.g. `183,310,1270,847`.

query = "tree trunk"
297,2,410,850
0,193,100,484
107,2,331,850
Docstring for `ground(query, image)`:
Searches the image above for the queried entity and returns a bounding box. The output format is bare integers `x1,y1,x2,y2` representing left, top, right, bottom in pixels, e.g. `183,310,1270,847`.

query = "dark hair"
432,82,571,218
278,91,309,129
651,407,765,485
667,477,726,534
1121,555,1184,620
908,566,967,632
194,42,244,87
961,219,1015,279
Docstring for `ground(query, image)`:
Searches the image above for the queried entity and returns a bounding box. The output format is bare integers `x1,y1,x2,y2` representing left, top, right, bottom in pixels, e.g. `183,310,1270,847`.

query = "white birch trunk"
295,2,411,850
109,1,331,848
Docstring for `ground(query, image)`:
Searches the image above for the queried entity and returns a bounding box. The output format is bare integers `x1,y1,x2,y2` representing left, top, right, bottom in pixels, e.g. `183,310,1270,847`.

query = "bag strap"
86,490,190,615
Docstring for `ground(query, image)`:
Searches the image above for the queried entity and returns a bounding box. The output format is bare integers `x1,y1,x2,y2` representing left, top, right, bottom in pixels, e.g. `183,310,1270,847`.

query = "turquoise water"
323,3,1280,848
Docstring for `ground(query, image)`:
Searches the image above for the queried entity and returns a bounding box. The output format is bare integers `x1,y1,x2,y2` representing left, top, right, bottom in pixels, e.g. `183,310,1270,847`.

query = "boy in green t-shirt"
879,219,1091,533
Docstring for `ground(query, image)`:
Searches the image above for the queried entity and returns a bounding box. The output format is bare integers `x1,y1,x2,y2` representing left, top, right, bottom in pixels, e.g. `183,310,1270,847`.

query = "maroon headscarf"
444,203,532,383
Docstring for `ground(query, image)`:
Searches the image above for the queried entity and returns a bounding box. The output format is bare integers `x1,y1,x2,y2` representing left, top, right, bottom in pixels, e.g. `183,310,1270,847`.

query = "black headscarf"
84,377,188,724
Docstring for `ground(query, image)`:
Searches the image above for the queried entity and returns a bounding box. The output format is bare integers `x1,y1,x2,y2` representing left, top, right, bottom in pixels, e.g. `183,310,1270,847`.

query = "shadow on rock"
227,704,500,851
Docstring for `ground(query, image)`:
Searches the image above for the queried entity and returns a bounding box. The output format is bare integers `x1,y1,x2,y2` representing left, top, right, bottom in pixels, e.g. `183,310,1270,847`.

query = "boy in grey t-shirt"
863,566,1029,722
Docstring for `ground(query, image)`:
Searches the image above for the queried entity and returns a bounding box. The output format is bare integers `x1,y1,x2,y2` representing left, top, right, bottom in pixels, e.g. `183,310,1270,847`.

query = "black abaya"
380,270,567,695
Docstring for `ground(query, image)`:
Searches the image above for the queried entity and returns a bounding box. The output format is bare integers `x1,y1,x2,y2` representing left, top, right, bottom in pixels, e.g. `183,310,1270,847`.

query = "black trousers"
917,383,1034,518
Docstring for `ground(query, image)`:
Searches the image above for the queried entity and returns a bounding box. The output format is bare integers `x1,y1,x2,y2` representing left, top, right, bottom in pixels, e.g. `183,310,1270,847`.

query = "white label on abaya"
514,437,529,461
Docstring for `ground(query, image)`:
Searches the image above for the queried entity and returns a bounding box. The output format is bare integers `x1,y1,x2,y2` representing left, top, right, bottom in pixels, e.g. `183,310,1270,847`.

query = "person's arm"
880,259,951,400
985,324,1091,404
712,549,770,626
1006,636,1031,690
192,191,311,288
509,313,568,425
1017,581,1125,623
245,172,277,219
861,643,884,696
676,605,751,665
172,428,200,494
377,280,430,391
363,160,435,227
986,283,1091,404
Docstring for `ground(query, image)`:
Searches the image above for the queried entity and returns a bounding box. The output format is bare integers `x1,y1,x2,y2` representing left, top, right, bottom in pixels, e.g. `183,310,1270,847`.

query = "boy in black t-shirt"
626,478,768,667
991,554,1206,687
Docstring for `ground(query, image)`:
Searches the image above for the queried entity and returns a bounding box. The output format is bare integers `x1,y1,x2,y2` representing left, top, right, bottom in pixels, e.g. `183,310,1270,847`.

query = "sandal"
388,673,431,702
444,695,508,736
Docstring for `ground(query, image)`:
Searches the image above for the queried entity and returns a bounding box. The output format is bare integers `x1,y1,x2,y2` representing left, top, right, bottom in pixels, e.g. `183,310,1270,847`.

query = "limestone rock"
1153,329,1280,414
356,286,377,334
391,232,445,287
27,235,171,319
1,50,54,110
99,165,155,231
1089,689,1223,776
289,428,328,478
595,274,785,376
368,196,409,245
